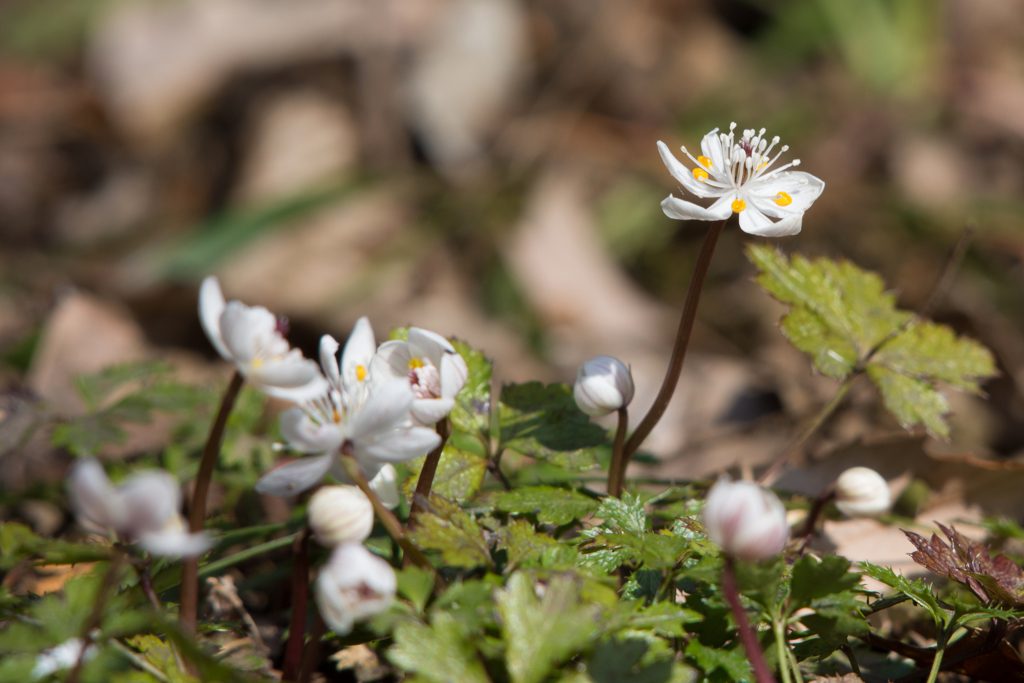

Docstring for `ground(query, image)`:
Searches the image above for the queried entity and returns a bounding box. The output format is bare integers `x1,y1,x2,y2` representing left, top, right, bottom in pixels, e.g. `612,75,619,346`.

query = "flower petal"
198,277,231,361
139,529,213,558
369,464,400,510
280,407,343,453
661,194,733,221
411,398,455,425
738,204,803,237
116,470,181,538
67,459,120,532
341,317,376,388
657,141,716,199
249,352,321,388
700,128,726,176
408,327,454,367
219,302,277,365
355,426,440,463
440,350,469,399
749,171,824,217
262,374,332,405
320,334,341,390
347,379,414,439
255,453,334,496
371,340,412,383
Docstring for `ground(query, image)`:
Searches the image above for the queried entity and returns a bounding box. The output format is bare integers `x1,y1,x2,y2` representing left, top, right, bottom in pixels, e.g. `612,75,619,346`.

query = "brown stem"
607,408,629,498
338,452,441,586
722,558,776,683
180,370,244,635
281,530,310,682
622,219,727,462
296,611,327,683
66,554,125,683
798,484,836,551
408,418,451,526
139,569,162,612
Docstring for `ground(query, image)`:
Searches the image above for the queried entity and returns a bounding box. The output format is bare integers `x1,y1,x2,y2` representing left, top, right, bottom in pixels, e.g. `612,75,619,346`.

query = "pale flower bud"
573,356,635,417
834,467,891,518
315,544,396,635
703,478,789,562
307,485,374,547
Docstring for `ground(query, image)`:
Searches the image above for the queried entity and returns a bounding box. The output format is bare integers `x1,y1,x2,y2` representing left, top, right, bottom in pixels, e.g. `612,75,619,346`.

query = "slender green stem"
181,371,244,635
622,219,727,462
607,408,629,498
722,558,776,683
408,418,451,526
758,374,856,485
281,530,310,682
773,619,793,683
199,533,298,579
925,623,950,683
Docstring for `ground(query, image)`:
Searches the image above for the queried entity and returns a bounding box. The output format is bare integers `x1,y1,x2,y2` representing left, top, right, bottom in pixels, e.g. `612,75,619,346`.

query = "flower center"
774,192,792,206
693,168,708,182
731,199,747,213
697,155,712,168
356,365,367,382
407,360,441,399
408,358,424,370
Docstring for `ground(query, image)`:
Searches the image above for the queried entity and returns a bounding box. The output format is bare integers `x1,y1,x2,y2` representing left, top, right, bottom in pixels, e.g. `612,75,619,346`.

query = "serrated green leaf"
791,589,868,661
496,519,578,571
388,612,491,683
485,486,599,526
861,561,946,625
450,339,493,439
595,493,648,534
583,638,674,683
496,572,602,683
499,382,608,471
620,601,702,638
432,578,501,634
409,495,493,569
747,244,997,438
397,567,436,614
403,446,487,503
788,555,861,613
684,639,751,681
74,360,173,411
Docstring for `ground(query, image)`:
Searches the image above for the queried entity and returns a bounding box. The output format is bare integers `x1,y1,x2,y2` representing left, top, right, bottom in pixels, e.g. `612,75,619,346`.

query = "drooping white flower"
573,355,635,417
31,638,97,680
834,467,891,518
199,276,320,390
315,543,396,635
307,485,374,547
703,478,789,562
67,459,211,557
254,319,440,502
371,327,469,425
658,123,825,237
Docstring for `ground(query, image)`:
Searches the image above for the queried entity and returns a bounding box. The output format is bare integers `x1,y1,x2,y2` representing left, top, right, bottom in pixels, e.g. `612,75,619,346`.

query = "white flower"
307,485,374,547
315,543,396,635
703,478,789,562
658,123,825,237
199,276,320,390
573,355,635,417
67,459,211,558
834,467,891,518
372,327,469,425
31,638,97,680
254,319,440,501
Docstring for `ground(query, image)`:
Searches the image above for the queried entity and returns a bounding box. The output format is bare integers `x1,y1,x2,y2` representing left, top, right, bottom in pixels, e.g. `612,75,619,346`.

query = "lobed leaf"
449,339,493,440
408,495,493,570
485,486,599,526
388,612,491,683
403,446,488,503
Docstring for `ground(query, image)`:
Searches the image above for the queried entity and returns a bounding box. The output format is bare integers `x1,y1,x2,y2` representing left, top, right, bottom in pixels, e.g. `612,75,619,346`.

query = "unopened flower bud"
703,478,789,562
315,544,396,635
573,356,635,417
307,486,374,547
834,467,890,518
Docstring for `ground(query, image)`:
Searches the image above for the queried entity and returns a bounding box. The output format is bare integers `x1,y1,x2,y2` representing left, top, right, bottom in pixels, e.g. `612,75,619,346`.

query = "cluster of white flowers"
67,459,211,557
31,637,97,680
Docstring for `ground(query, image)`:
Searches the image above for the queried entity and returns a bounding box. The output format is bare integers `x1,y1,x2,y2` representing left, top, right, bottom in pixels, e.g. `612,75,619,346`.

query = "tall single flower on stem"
574,355,634,498
255,319,441,500
658,123,824,237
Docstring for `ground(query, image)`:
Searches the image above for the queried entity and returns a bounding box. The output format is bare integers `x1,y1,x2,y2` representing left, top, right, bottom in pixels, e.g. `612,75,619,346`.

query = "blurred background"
3,0,1024,571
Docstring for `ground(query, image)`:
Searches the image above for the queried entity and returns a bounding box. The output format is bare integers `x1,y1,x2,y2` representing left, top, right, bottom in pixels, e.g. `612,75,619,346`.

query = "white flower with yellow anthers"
657,123,825,237
199,276,320,391
255,318,440,504
371,327,469,426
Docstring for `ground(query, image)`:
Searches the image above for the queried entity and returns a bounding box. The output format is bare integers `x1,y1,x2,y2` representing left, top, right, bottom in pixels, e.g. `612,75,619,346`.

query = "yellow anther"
773,192,792,207
356,365,367,381
251,358,263,369
692,168,709,182
731,199,747,213
332,409,341,423
408,358,424,370
697,155,712,168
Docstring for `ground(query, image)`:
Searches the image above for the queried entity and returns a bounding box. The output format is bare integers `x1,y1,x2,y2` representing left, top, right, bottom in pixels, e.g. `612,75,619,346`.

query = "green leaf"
397,567,437,614
408,495,493,569
747,244,996,438
583,638,674,683
485,486,599,526
496,518,578,571
684,640,751,681
74,360,172,410
620,601,703,638
788,555,862,613
499,382,608,471
794,590,869,661
403,446,487,503
496,572,602,683
595,493,648,534
388,612,491,683
861,561,946,625
0,523,114,569
450,339,493,439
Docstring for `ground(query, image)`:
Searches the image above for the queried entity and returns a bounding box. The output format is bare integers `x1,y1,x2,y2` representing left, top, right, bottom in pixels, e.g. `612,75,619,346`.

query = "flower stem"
180,370,244,635
722,558,776,683
297,611,327,683
281,530,310,683
338,453,439,581
798,483,836,550
772,618,793,683
607,408,629,498
758,375,855,486
925,622,950,683
622,218,727,463
408,418,452,526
